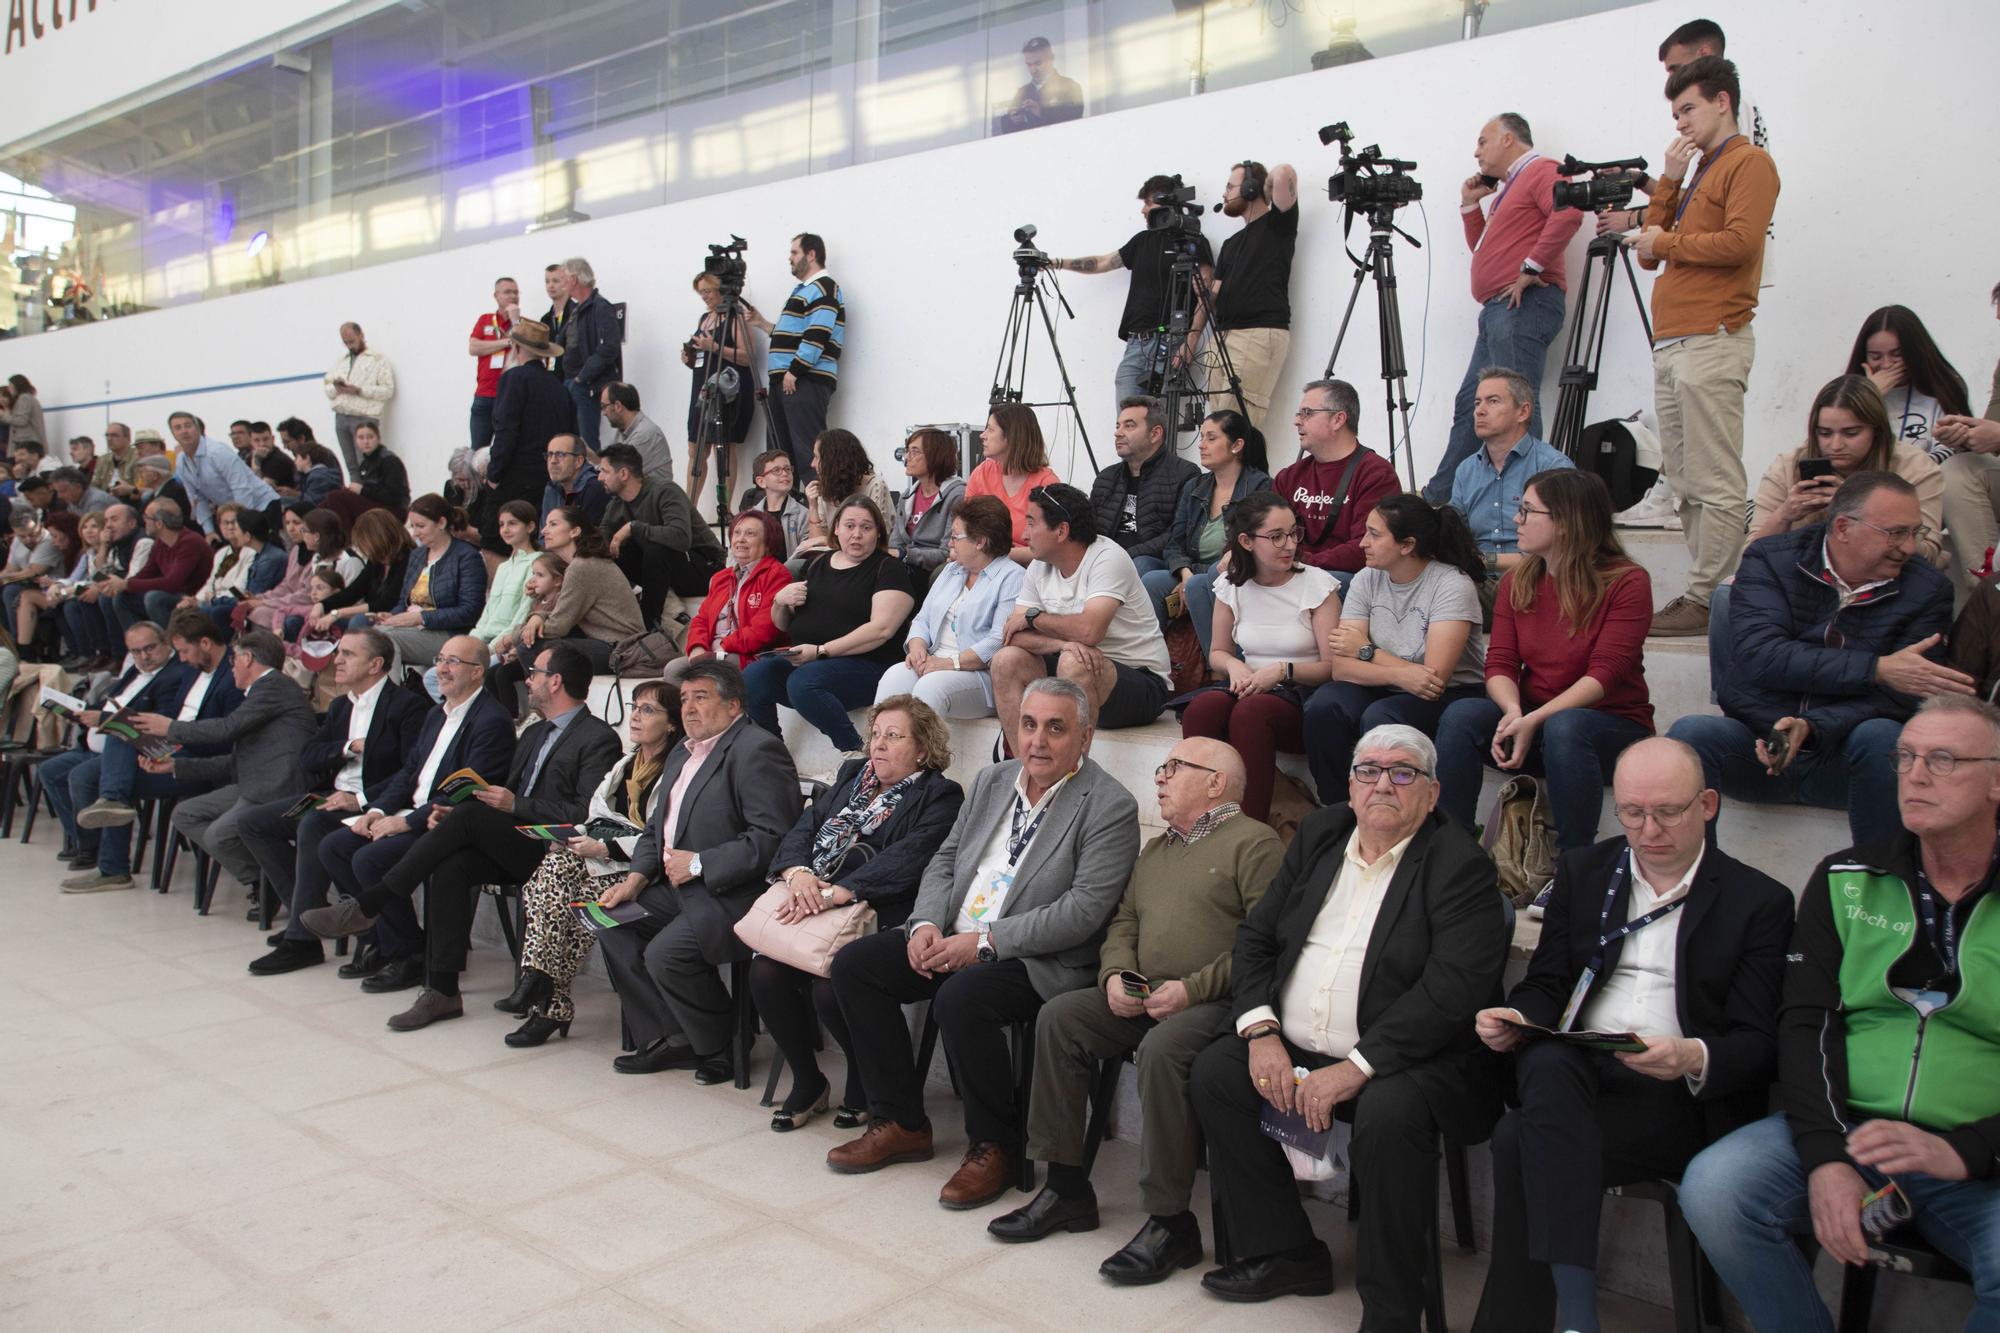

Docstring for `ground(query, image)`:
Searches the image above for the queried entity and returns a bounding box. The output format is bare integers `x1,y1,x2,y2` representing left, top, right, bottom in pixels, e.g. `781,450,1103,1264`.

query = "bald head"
1614,736,1705,794
1612,737,1715,886
1156,737,1247,830
432,634,488,703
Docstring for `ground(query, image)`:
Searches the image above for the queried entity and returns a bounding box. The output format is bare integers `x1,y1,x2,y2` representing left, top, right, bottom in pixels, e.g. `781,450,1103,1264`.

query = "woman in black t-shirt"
746,496,915,752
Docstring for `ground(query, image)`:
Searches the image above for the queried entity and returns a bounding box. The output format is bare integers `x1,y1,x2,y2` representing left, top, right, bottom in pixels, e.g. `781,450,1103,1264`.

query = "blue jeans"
59,598,111,658
471,394,496,451
92,740,182,876
1115,332,1168,404
1680,1113,2000,1333
744,654,887,751
567,379,602,452
1302,681,1485,806
39,748,95,853
1667,711,1903,848
1422,284,1568,503
0,581,25,631
112,589,180,631
1434,697,1650,850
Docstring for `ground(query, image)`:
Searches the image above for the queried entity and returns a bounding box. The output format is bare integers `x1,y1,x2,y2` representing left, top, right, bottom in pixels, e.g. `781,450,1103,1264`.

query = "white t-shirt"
1891,387,1948,461
1214,566,1339,669
1339,561,1488,688
1018,538,1171,684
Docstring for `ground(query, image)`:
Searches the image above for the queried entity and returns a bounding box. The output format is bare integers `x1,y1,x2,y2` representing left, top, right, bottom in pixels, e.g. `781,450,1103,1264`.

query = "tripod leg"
1033,291,1096,473
1323,261,1373,380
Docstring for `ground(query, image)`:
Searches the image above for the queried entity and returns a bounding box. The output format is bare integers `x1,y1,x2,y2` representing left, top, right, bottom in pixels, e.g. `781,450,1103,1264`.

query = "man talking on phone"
989,737,1282,1285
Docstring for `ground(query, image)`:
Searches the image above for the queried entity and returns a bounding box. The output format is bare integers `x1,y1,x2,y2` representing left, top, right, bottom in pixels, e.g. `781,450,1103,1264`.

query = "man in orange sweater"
1634,56,1780,636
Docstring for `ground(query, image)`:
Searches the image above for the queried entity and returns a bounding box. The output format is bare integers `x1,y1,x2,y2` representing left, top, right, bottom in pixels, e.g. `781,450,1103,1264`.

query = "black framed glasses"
1351,762,1430,787
1253,527,1302,545
1613,798,1700,829
1892,748,2000,776
1513,503,1552,522
1293,406,1339,421
524,664,558,678
1155,758,1218,780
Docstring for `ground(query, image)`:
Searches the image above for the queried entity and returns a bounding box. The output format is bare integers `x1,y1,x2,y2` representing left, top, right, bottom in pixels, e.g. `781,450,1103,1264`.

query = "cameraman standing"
1421,113,1580,504
1633,56,1780,637
1054,175,1215,411
1205,160,1301,434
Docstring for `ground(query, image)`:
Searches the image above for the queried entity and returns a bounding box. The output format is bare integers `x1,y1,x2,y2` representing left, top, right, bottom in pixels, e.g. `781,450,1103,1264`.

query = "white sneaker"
1616,477,1680,530
1526,880,1555,920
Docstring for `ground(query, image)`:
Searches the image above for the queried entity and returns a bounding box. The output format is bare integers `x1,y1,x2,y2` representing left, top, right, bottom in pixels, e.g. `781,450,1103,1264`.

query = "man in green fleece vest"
1680,695,2000,1331
988,736,1284,1283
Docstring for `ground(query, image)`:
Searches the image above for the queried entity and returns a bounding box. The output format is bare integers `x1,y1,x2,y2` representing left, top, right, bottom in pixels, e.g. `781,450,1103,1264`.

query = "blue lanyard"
1007,791,1053,865
1589,850,1688,974
1672,136,1739,227
1912,873,1964,979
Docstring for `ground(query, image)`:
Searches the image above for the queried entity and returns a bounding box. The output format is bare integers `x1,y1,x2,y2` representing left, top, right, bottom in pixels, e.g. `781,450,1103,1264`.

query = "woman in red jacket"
665,508,792,683
1434,469,1654,850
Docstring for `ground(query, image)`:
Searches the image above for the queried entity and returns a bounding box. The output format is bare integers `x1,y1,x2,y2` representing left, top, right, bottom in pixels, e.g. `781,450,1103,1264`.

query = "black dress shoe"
493,968,553,1016
248,939,325,976
1199,1243,1335,1303
336,941,384,979
1099,1215,1204,1284
832,1105,869,1130
614,1041,701,1074
360,954,424,994
504,1013,572,1048
988,1186,1100,1243
692,1053,735,1086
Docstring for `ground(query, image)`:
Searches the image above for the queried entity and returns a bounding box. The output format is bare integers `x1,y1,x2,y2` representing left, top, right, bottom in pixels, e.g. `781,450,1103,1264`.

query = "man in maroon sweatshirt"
1273,379,1401,585
104,498,214,632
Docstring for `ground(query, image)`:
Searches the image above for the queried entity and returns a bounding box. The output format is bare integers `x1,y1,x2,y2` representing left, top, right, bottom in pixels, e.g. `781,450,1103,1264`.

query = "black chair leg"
762,1049,787,1108
133,802,154,881
493,893,522,960
21,770,42,843
1079,1057,1123,1173
1836,1261,1878,1333
1424,1150,1449,1333
730,959,755,1091
1009,1020,1035,1193
1659,1192,1708,1333
256,874,277,931
1445,1140,1474,1252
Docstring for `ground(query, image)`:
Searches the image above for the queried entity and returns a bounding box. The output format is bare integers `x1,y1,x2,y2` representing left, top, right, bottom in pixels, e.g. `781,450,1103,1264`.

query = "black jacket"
503,706,625,826
491,361,577,485
767,761,966,930
298,682,430,810
371,690,518,823
561,288,623,390
1232,804,1509,1145
1090,447,1199,561
1509,836,1795,1143
355,447,411,516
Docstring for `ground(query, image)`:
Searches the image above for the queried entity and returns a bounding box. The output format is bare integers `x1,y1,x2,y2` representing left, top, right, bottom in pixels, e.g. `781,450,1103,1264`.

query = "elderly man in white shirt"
1190,724,1509,1327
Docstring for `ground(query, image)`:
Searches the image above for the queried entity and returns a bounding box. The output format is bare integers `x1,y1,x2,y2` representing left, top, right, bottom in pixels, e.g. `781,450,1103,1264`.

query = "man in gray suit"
827,676,1140,1211
123,628,317,895
597,658,802,1084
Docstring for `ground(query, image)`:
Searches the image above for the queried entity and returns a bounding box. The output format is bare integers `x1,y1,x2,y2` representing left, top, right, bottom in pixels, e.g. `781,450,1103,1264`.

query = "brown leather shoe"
939,1141,1015,1210
825,1117,934,1174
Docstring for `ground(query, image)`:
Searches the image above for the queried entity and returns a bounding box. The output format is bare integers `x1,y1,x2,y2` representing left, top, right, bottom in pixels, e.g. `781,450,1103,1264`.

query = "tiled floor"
0,844,1680,1331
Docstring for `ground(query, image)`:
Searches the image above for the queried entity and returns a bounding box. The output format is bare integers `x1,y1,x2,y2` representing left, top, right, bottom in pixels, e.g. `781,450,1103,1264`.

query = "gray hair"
345,627,395,675
1353,723,1438,776
1476,366,1535,409
1494,112,1533,146
1916,694,2000,751
681,656,746,705
233,628,287,671
151,498,185,529
1302,379,1361,435
1117,395,1167,444
1023,675,1094,728
1828,470,1917,527
562,256,596,287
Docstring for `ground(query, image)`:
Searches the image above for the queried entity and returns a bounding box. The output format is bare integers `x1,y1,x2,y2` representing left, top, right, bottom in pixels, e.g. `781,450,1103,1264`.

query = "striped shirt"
768,273,845,386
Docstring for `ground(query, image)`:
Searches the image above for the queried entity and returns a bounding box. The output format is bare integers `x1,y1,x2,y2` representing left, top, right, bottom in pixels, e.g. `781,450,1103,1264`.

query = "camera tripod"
1546,232,1653,460
693,282,749,529
1152,232,1248,443
990,259,1096,471
1324,205,1422,489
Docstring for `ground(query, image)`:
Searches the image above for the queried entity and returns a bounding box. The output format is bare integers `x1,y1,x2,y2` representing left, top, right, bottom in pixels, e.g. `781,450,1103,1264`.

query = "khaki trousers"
1654,325,1756,604
1941,450,2000,599
1207,326,1291,435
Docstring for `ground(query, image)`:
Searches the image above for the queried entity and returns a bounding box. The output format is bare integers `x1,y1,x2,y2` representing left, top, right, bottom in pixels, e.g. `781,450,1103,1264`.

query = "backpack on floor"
1479,774,1557,907
1579,417,1662,513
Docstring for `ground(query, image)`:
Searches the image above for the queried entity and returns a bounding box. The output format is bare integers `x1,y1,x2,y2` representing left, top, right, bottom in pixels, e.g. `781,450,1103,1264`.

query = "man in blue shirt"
1446,367,1573,569
167,411,279,535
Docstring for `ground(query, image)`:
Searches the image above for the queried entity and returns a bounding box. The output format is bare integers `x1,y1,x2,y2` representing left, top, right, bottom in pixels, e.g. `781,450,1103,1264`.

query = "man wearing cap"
485,318,577,555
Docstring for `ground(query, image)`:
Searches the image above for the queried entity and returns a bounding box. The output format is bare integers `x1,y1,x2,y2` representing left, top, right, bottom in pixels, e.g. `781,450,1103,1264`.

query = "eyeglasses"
524,664,558,678
869,729,909,745
1892,748,2000,776
1843,515,1932,545
1513,503,1552,521
1613,798,1700,829
1030,486,1070,524
630,703,670,719
434,654,481,670
1351,762,1430,787
1253,528,1302,545
1155,758,1218,780
1294,406,1340,421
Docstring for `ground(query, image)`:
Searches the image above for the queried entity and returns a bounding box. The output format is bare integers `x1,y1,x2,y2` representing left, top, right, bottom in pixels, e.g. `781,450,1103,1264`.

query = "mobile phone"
1764,725,1791,770
1119,970,1152,998
1478,173,1499,189
1797,456,1837,482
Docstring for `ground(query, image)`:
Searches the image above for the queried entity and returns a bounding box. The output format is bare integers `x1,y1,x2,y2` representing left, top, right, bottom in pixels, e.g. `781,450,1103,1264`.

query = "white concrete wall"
10,0,1998,504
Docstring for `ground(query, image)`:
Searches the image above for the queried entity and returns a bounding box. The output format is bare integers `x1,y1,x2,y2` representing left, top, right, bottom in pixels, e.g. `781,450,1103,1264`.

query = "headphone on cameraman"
1235,160,1268,205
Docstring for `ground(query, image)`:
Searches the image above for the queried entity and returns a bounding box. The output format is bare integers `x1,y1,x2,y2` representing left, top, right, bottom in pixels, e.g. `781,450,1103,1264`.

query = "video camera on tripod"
1320,122,1422,219
1145,175,1205,241
1011,225,1055,281
1551,155,1649,213
701,235,749,294
991,225,1093,468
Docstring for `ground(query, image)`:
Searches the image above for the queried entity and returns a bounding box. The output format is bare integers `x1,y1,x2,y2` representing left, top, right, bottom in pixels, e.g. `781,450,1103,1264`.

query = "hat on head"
133,428,165,447
508,319,559,358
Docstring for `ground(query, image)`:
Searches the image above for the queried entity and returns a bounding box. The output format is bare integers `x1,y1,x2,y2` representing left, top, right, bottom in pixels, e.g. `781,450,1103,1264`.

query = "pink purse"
732,884,878,978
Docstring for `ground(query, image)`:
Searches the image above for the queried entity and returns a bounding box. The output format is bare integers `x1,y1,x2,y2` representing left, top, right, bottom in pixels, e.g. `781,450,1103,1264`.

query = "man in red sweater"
103,498,214,633
1421,113,1582,503
1274,379,1401,584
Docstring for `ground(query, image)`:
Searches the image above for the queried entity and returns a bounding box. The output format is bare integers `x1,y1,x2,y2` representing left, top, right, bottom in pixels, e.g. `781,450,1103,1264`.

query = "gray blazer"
911,757,1139,999
629,714,804,962
168,668,317,795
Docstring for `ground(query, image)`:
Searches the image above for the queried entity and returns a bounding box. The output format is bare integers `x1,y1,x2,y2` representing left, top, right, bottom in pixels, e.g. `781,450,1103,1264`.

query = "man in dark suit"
301,634,516,993
68,612,245,892
598,658,801,1084
1191,723,1508,1325
827,676,1140,1209
304,642,623,1029
116,629,318,897
41,621,187,869
242,627,429,976
1469,737,1794,1333
483,319,576,554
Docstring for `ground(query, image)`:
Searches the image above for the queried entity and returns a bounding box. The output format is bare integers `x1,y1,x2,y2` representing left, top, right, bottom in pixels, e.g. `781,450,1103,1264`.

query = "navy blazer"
490,360,576,482
73,660,191,752
396,538,488,633
368,690,517,820
158,665,245,759
298,681,430,808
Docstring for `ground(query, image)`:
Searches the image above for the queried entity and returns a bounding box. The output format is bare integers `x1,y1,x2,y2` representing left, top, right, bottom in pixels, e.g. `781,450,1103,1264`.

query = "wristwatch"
688,852,705,879
1023,606,1042,631
1242,1021,1282,1041
976,930,997,963
1356,643,1377,662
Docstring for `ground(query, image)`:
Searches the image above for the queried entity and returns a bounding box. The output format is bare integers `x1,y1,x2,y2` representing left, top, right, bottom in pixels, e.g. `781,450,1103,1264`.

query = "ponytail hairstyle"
1508,469,1633,633
1202,408,1268,477
549,506,610,561
1371,493,1488,590
1222,490,1295,586
407,493,469,533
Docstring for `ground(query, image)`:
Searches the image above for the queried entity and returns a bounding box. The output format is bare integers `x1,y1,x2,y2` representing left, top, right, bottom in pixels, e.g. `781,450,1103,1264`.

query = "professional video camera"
1319,122,1422,217
701,235,748,294
1012,224,1054,280
1550,155,1649,212
1145,175,1204,239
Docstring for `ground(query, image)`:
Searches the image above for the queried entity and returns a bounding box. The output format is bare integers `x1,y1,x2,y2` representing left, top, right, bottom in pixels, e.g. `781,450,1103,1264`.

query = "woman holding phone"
500,679,683,1047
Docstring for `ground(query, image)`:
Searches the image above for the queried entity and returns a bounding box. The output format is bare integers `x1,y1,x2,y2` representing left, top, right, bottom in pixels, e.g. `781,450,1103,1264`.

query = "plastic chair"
1836,1234,1972,1333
